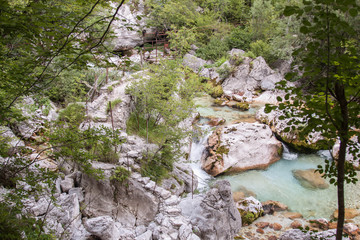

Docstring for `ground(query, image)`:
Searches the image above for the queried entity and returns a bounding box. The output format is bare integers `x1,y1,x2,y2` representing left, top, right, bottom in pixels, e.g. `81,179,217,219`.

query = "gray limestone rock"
179,180,241,240
84,216,120,240
135,230,153,240
60,177,74,193
201,122,282,176
81,167,159,227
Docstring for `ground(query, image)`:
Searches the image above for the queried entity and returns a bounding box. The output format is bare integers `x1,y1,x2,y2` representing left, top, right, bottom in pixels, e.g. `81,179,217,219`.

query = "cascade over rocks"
201,122,282,176
179,180,242,240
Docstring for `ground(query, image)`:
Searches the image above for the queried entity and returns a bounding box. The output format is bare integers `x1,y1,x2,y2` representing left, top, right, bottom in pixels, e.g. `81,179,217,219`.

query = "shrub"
217,64,235,80
110,166,131,184
249,40,275,63
196,37,229,61
58,103,85,127
229,54,244,66
226,27,252,51
106,99,122,113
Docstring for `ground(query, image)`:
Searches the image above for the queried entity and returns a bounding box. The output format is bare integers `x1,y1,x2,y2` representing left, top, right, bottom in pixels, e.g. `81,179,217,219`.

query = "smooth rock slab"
201,122,282,176
293,169,329,189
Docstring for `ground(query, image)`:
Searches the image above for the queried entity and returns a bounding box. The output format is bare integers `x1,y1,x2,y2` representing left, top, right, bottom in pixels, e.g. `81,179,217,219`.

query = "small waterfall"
282,143,298,160
189,125,213,190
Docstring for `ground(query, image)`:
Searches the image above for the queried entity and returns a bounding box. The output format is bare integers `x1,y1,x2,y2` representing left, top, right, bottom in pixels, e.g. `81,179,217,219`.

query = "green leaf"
349,8,358,17
277,96,283,102
300,26,310,34
284,6,298,16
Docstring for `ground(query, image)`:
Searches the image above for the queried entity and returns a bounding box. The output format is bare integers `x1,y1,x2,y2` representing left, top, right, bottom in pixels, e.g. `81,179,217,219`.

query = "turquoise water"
192,94,360,220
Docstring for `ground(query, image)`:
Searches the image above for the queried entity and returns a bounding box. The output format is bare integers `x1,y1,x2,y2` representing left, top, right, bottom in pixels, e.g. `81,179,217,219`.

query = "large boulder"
256,106,326,152
110,2,146,51
80,163,159,227
201,122,282,176
179,180,242,240
221,56,283,103
293,169,329,189
182,54,217,80
221,57,254,94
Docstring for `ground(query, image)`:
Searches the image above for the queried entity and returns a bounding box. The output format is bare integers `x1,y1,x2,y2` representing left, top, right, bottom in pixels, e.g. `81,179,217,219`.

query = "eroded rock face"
333,136,360,169
293,169,329,189
179,180,242,240
80,167,160,227
110,2,146,51
256,106,325,152
85,79,133,130
201,122,282,176
182,54,217,80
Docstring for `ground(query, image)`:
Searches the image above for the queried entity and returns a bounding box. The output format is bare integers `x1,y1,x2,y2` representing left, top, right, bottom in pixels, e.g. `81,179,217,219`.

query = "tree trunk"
336,139,347,240
335,82,349,240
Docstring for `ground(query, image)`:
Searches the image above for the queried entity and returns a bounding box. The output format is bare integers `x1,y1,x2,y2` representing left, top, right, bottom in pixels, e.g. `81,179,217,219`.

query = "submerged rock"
179,180,242,240
333,208,360,220
201,122,282,176
293,169,329,189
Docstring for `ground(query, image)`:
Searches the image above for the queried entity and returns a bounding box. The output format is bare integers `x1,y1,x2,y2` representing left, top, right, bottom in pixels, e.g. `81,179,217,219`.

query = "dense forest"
0,0,359,239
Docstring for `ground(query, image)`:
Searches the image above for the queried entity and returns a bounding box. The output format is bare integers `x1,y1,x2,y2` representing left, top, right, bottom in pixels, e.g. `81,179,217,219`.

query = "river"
190,94,360,221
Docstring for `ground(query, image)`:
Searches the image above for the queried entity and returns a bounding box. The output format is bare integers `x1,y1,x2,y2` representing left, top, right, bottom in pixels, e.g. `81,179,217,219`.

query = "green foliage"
205,82,224,98
0,0,118,125
49,124,124,176
0,202,53,240
110,166,131,184
106,99,123,114
58,103,86,128
126,60,202,181
196,36,230,61
275,1,360,238
216,64,234,80
226,27,252,51
229,54,244,66
168,27,197,57
145,0,200,29
249,40,274,64
140,148,173,183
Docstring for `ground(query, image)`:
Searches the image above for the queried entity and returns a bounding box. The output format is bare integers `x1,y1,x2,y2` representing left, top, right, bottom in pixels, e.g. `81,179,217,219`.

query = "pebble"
255,222,270,229
290,220,302,229
270,223,282,231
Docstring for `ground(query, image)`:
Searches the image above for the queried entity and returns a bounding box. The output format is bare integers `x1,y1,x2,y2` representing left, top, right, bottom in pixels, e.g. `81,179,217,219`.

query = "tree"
126,60,202,182
267,1,360,239
0,0,127,237
0,0,125,124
